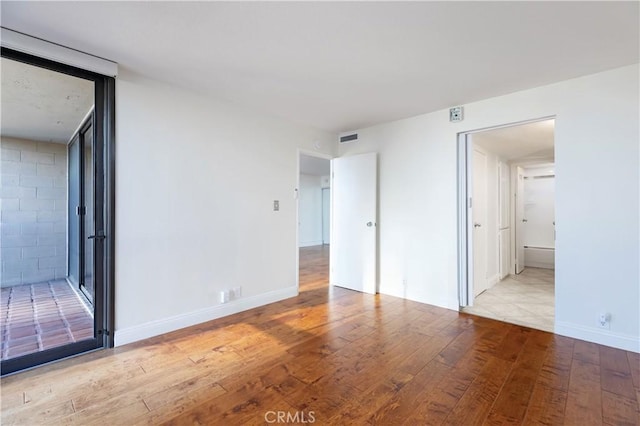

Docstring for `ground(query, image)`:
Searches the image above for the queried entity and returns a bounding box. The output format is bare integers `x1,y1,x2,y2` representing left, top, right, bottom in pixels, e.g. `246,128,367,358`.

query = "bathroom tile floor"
463,267,555,332
1,280,94,361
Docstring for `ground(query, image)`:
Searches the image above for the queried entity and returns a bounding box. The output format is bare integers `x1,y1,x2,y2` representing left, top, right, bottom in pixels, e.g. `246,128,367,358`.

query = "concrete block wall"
1,137,67,287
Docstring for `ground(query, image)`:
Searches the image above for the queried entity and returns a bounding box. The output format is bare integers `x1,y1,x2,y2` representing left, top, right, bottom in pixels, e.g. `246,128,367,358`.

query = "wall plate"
450,106,464,122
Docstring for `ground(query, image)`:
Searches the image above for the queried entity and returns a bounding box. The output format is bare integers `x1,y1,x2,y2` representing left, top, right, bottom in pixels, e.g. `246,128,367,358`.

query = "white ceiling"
1,57,94,143
300,154,330,176
472,119,555,163
1,2,638,133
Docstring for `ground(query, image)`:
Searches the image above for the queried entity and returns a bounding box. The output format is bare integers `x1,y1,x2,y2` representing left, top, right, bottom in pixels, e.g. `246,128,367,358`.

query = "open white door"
515,166,526,274
330,152,377,294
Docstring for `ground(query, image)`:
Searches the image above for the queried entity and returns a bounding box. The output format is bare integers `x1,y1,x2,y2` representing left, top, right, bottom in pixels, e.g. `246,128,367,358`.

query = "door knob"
522,219,528,223
366,222,374,227
474,223,481,228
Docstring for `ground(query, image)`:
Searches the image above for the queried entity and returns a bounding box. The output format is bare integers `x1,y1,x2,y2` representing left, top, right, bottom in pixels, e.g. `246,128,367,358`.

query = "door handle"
522,219,528,223
88,232,106,241
474,223,482,228
366,222,374,227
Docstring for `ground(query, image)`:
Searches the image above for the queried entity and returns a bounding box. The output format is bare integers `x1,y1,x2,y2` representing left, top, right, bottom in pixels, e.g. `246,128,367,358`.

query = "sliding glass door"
68,134,81,287
1,46,114,376
68,115,95,303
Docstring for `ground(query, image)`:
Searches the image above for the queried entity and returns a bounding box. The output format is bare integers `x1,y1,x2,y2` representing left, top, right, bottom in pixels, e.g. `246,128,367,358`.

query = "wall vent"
339,133,358,143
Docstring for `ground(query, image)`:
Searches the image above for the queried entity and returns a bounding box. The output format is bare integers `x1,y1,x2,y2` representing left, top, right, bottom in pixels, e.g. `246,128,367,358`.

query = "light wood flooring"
1,245,639,425
463,268,555,333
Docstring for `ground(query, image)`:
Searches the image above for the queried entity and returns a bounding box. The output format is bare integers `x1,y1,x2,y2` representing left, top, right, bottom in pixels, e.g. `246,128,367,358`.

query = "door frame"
0,47,115,375
296,149,333,291
457,116,554,308
510,160,556,274
68,111,97,303
321,187,330,245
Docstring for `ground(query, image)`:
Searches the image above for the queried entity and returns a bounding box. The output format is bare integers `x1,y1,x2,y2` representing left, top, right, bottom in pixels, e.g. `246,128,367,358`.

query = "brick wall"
1,137,67,287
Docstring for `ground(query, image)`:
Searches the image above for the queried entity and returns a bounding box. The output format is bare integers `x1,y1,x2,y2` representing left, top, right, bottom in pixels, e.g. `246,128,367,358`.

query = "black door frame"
68,112,96,303
1,47,115,375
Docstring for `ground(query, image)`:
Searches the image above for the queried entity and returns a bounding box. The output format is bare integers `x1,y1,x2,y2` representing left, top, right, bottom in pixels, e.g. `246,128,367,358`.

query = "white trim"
456,133,470,307
459,115,556,136
1,27,118,77
487,273,500,288
523,261,554,269
555,321,640,353
114,286,298,347
299,240,323,248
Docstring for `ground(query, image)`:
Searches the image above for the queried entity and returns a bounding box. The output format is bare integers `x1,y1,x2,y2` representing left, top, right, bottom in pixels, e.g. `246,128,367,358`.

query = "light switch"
273,200,279,211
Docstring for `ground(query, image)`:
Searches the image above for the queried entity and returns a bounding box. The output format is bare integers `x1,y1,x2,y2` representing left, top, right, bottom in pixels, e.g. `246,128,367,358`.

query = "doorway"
297,153,331,292
0,48,115,375
459,118,556,332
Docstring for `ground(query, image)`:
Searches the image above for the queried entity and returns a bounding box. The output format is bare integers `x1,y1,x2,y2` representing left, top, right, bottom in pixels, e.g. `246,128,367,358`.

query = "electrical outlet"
273,200,280,211
598,312,610,330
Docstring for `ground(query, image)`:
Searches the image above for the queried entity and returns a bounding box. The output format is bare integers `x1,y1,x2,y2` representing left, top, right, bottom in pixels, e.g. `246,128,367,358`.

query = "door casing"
457,116,555,308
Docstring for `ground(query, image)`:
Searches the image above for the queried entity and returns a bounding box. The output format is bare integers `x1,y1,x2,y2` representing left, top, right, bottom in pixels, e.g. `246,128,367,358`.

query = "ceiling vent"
339,133,358,143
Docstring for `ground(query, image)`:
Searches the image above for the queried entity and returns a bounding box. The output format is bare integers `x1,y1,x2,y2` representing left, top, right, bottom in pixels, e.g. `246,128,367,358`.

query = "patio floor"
1,279,93,361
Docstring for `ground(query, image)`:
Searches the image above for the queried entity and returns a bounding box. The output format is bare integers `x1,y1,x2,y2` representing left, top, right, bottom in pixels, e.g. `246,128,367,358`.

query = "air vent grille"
340,133,358,143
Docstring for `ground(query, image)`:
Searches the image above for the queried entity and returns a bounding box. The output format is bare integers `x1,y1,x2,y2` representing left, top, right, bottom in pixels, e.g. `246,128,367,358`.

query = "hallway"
463,268,555,332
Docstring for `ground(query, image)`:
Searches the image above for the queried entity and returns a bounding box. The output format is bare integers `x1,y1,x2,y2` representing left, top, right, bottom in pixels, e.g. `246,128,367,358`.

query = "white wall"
1,137,67,286
338,64,639,352
114,70,335,345
298,173,323,247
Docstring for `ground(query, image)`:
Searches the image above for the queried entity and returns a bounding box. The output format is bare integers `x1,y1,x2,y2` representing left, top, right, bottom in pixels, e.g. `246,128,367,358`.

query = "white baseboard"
299,240,323,248
524,261,554,269
487,274,500,287
555,321,640,353
114,286,299,347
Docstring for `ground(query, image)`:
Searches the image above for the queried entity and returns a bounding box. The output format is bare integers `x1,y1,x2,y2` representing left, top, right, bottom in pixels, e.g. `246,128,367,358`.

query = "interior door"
472,149,488,296
330,152,377,294
515,166,526,274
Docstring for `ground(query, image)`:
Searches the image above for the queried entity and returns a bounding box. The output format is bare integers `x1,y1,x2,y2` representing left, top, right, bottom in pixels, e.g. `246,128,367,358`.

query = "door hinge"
97,329,110,336
77,206,86,215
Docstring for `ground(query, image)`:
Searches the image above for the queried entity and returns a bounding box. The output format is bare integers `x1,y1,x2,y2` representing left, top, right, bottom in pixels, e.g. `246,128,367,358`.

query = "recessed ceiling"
1,57,94,144
300,155,330,176
1,2,637,133
473,119,555,163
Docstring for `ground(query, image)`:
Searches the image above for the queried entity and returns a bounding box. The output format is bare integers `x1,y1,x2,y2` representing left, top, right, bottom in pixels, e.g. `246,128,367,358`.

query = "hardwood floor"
1,245,638,425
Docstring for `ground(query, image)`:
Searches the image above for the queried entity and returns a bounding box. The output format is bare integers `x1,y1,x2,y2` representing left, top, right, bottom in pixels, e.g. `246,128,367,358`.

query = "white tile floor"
463,267,555,332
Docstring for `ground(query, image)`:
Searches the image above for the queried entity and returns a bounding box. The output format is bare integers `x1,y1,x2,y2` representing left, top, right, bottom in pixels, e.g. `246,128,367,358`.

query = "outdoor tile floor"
1,280,93,361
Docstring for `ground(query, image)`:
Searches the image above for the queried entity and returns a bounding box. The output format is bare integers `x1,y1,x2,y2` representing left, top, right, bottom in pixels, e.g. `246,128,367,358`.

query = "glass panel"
68,135,81,286
82,124,94,302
